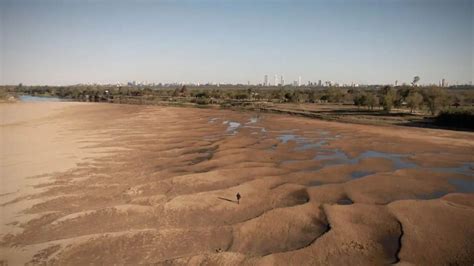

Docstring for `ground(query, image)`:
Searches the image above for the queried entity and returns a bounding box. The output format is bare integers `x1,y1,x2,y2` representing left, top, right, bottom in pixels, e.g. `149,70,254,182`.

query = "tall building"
298,76,302,86
441,78,445,87
274,75,278,86
280,75,284,86
318,80,322,87
264,75,268,86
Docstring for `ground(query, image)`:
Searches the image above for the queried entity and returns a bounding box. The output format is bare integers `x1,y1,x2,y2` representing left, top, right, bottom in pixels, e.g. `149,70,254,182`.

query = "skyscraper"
441,78,445,87
280,75,284,86
264,75,268,86
275,75,278,86
318,80,322,87
298,76,302,86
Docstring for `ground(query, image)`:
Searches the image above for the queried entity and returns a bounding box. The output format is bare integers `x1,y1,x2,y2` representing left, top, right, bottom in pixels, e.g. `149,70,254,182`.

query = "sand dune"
1,102,473,265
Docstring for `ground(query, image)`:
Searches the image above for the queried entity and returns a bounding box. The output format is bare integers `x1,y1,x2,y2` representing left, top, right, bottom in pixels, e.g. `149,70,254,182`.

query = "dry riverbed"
1,102,473,265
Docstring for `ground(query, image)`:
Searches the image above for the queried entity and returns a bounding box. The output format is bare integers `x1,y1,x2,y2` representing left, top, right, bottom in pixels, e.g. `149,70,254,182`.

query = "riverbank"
0,102,116,264
1,101,473,265
5,83,473,131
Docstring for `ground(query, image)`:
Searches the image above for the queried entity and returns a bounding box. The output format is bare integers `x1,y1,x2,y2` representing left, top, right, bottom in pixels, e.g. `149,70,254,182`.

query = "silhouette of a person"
236,192,241,204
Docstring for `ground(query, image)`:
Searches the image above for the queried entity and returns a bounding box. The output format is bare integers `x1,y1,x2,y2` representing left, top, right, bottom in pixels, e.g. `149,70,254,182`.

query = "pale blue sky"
1,0,472,85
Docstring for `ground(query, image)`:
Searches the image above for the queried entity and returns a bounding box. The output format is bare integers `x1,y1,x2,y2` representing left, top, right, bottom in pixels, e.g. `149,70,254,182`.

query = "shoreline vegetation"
2,84,473,130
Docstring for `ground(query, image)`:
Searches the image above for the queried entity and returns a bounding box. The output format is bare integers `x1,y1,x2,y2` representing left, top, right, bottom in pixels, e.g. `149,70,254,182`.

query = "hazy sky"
1,0,472,85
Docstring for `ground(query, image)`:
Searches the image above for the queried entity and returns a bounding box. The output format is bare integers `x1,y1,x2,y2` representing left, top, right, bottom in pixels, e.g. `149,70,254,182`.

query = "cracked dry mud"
1,102,473,265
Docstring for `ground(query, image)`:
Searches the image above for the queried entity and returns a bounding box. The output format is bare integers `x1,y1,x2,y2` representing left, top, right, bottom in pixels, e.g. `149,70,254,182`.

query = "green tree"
365,92,378,110
423,87,448,115
395,86,411,107
381,86,395,112
353,93,366,109
406,91,423,113
270,89,285,102
308,90,317,103
328,88,344,103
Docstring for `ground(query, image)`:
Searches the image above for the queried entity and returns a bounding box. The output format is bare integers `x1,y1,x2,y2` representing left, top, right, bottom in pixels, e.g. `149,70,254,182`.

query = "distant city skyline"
17,75,463,87
1,0,472,86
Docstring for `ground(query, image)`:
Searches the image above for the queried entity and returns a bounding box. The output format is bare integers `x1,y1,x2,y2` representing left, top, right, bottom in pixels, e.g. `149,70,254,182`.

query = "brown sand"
1,102,473,265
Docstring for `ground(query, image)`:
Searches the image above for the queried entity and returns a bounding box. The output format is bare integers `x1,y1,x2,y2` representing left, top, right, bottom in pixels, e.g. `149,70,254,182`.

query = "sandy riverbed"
1,102,473,265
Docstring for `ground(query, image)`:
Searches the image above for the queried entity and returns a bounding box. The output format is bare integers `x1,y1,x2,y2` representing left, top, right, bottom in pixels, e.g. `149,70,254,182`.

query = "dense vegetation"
434,109,474,130
4,84,473,110
0,87,16,102
2,84,473,129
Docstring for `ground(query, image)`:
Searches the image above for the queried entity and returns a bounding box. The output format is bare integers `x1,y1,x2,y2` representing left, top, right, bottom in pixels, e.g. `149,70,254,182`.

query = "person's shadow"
217,197,239,204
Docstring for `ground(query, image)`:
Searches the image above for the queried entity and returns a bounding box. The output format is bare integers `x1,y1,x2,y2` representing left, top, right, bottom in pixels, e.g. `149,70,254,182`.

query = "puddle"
314,150,417,170
276,133,328,152
272,132,472,181
418,190,449,200
295,140,327,151
415,178,473,200
277,134,300,144
224,121,241,135
216,120,472,185
314,150,348,163
337,198,353,205
448,178,474,193
350,171,374,179
434,163,474,177
359,151,418,169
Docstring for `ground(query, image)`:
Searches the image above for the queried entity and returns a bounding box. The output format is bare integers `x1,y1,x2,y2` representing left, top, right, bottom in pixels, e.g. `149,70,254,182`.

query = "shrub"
434,109,474,129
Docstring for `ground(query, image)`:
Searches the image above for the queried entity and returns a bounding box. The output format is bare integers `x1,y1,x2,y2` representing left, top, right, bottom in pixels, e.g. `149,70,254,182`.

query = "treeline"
3,84,474,115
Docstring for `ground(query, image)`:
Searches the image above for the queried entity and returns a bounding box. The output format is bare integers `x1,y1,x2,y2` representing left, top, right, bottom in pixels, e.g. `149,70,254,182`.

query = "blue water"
222,121,241,135
418,190,449,200
350,170,375,179
314,150,417,170
433,163,474,177
20,95,64,102
416,178,474,200
449,178,474,193
277,134,300,144
276,133,328,151
337,198,354,205
215,119,474,198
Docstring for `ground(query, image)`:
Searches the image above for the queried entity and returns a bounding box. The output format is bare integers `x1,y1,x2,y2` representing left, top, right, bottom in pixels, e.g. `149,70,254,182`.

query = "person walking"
236,192,241,204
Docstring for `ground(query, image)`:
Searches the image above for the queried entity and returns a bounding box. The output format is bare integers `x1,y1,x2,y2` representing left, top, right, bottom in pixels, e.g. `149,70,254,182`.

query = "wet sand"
1,102,473,265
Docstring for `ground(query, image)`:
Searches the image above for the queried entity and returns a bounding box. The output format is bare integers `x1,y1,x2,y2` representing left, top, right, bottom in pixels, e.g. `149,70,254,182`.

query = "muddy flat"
1,102,473,265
